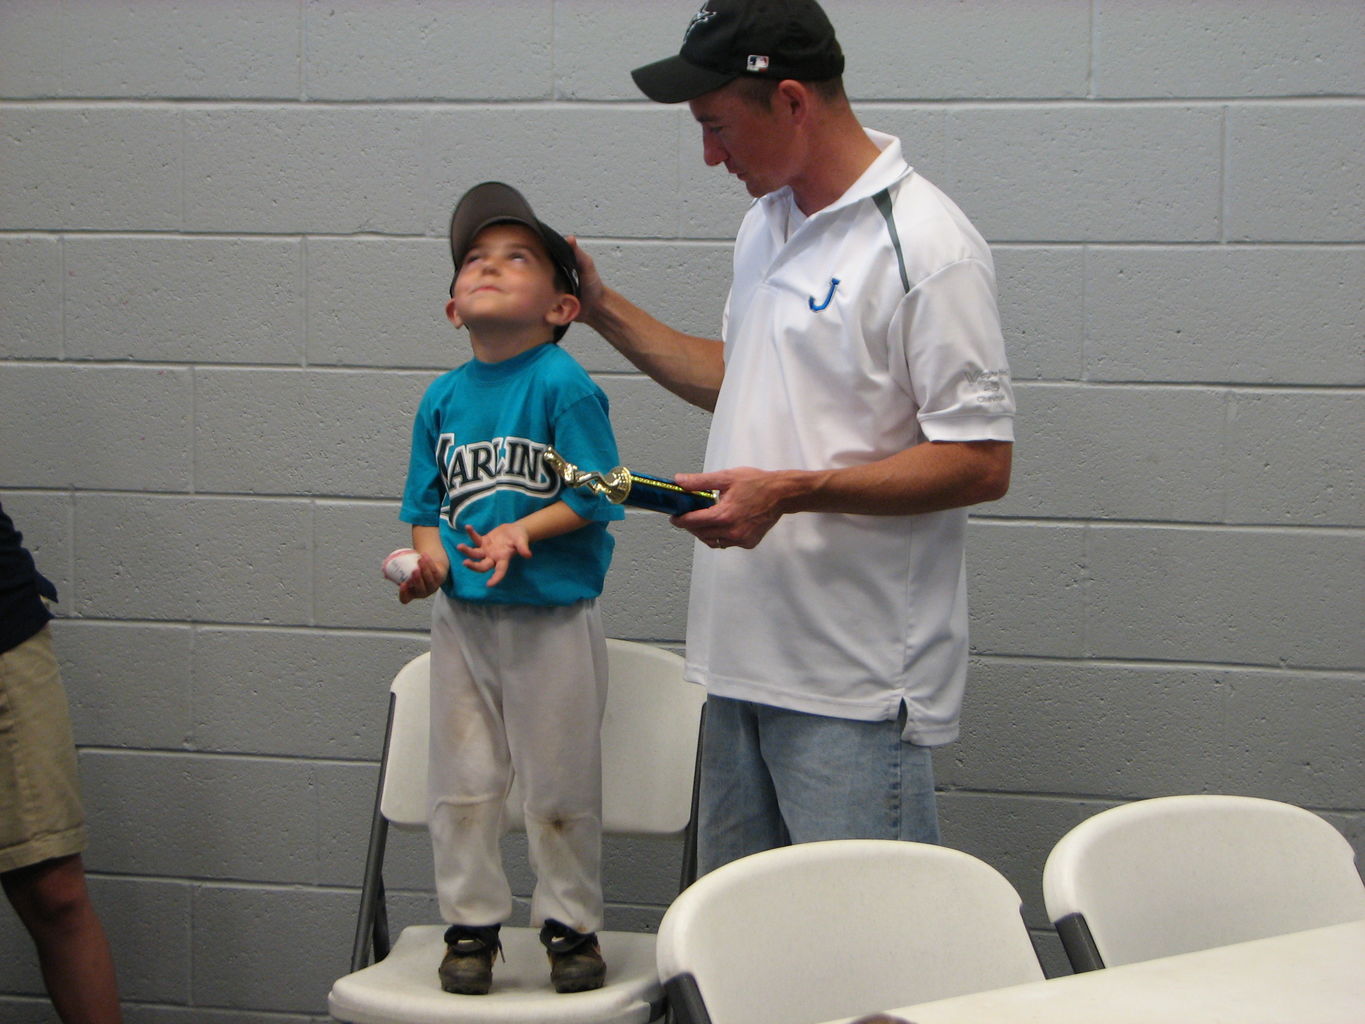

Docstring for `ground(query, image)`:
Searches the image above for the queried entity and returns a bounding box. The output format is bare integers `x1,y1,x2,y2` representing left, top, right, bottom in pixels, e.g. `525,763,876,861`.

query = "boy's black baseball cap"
449,182,580,338
631,0,844,104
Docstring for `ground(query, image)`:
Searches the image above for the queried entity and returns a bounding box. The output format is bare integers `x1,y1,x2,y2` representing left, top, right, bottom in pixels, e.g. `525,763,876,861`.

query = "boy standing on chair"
396,182,624,995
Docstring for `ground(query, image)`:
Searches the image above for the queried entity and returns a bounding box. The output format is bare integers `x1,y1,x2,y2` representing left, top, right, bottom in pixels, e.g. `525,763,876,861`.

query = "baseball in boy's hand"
382,548,422,585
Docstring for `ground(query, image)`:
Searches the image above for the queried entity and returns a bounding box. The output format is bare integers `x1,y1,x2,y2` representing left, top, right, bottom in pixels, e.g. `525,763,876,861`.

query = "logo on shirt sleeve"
962,366,1011,404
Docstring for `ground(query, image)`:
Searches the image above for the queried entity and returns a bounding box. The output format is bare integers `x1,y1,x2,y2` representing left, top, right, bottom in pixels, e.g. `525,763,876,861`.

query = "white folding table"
822,918,1365,1024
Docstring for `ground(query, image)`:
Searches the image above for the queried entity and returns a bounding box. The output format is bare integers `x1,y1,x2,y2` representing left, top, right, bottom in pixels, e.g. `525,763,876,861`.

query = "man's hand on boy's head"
457,523,533,588
566,237,604,322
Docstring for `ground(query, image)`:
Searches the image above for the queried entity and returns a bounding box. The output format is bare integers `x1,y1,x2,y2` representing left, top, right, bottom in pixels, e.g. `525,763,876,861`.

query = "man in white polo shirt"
573,0,1015,873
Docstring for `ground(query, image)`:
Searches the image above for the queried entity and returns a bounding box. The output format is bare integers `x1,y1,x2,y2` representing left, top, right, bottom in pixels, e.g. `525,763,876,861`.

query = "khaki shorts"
0,623,87,873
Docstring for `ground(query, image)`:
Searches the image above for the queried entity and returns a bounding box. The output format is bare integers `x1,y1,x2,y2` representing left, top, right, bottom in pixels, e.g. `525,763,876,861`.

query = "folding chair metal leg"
678,704,706,892
664,973,712,1024
349,692,397,972
1054,911,1106,973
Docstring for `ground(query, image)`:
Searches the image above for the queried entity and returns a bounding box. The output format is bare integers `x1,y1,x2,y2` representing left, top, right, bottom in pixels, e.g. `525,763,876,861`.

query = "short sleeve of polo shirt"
895,257,1015,443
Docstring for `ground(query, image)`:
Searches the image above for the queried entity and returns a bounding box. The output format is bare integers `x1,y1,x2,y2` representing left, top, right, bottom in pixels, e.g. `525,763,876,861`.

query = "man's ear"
445,297,463,328
775,79,810,124
546,293,581,329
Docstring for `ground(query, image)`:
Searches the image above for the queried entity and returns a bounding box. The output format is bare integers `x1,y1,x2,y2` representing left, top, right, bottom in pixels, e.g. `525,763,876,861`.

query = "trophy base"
621,472,716,515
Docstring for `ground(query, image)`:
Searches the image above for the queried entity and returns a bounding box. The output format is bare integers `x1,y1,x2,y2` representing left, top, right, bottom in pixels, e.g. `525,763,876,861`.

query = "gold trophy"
543,447,716,515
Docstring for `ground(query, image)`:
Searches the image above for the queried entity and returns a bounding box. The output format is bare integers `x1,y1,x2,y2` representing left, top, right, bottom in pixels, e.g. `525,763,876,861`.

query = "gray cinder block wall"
1,1,1361,1019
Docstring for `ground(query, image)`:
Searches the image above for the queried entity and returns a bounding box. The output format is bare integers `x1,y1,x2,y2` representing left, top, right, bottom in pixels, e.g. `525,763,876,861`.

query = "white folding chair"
1043,794,1365,972
656,839,1044,1024
328,640,705,1024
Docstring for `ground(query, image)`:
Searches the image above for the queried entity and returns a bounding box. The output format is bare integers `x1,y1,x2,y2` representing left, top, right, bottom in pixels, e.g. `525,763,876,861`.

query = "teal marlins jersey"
401,343,623,606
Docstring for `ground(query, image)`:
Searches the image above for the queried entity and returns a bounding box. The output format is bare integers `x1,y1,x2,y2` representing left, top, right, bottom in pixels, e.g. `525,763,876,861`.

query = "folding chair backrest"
380,641,703,835
377,651,431,827
657,839,1043,1024
1043,794,1365,969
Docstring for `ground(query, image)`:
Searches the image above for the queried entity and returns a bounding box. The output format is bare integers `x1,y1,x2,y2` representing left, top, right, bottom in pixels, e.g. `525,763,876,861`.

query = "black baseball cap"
448,182,580,339
631,0,844,104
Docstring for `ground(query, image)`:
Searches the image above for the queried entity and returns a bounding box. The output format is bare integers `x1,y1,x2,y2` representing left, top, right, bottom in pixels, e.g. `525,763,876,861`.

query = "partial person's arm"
673,440,1012,550
569,237,726,411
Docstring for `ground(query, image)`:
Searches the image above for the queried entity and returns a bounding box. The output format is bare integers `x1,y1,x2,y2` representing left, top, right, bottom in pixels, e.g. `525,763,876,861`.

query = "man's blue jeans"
697,695,941,875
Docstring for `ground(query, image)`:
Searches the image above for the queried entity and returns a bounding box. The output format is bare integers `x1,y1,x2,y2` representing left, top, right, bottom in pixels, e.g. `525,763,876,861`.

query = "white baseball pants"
428,594,608,933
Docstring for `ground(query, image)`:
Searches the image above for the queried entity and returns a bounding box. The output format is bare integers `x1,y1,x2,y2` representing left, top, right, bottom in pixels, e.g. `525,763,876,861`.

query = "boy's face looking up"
446,222,579,348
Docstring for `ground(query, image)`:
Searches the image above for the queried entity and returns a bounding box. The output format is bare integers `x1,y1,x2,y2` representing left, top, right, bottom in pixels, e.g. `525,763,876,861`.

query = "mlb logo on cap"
746,54,770,72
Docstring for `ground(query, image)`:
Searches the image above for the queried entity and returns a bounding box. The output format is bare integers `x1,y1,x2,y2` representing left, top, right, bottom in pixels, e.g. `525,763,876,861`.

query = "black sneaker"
439,923,502,995
540,919,606,993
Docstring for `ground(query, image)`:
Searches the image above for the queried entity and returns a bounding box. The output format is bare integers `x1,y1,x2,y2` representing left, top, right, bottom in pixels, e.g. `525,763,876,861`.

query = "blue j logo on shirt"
809,278,840,312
